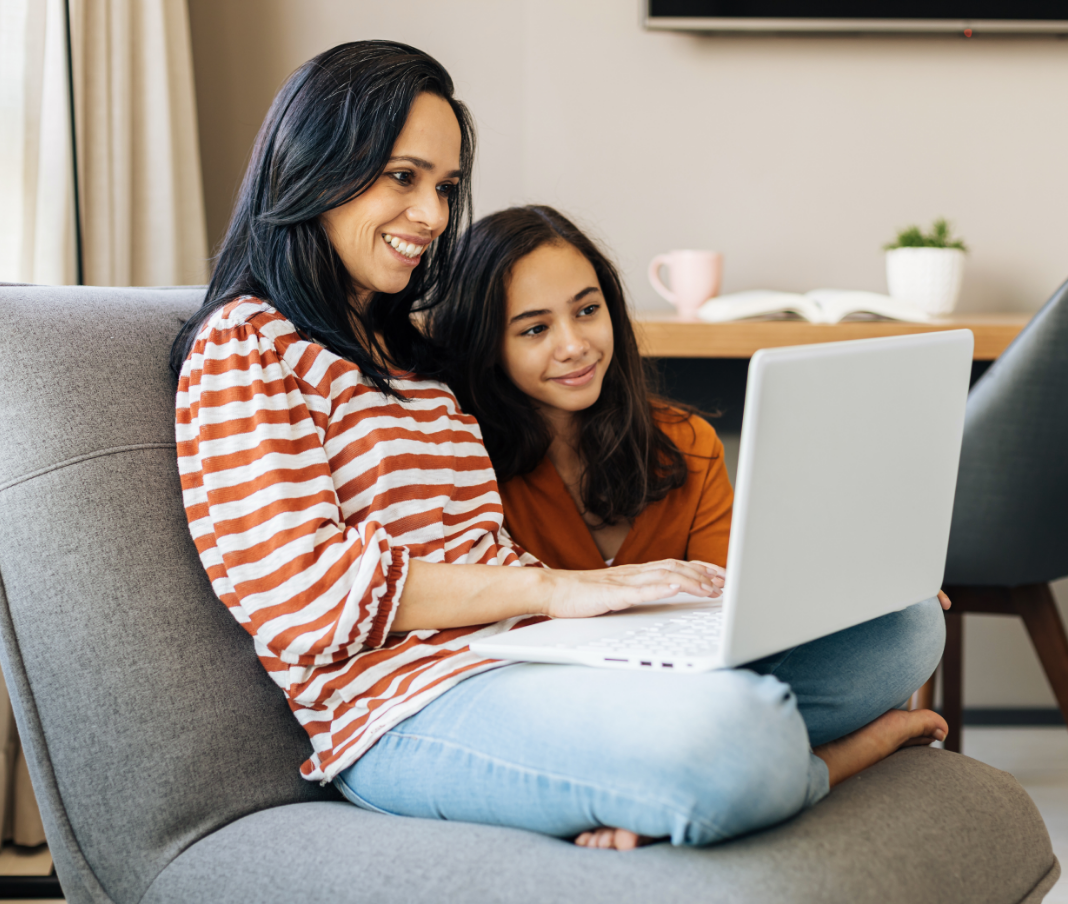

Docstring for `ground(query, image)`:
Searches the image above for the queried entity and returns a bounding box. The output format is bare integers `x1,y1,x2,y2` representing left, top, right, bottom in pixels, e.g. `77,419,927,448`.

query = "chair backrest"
0,286,338,904
944,278,1068,586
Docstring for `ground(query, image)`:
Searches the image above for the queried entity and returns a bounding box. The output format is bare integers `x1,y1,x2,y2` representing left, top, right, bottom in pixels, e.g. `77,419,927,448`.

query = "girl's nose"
556,324,589,359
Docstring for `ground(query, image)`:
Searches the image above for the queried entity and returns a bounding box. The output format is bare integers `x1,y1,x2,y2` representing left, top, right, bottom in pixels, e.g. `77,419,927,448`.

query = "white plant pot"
885,247,966,316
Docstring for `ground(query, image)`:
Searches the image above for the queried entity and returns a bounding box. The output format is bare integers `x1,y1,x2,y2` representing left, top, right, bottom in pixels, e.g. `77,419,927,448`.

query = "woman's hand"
937,590,951,611
543,559,724,620
393,560,723,633
693,560,727,586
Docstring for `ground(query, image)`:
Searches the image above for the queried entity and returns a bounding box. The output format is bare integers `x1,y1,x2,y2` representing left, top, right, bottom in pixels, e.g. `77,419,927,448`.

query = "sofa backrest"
0,286,338,904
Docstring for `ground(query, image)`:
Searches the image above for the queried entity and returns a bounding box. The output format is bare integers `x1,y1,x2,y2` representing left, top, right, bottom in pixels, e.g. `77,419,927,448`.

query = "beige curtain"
69,0,209,285
0,0,209,286
0,0,78,284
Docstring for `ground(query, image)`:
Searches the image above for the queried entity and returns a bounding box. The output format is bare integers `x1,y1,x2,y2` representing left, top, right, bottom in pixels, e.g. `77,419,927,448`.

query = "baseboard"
962,707,1065,726
0,873,63,899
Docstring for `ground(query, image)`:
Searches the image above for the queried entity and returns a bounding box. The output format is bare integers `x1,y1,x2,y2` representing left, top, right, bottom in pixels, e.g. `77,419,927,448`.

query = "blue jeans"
335,598,944,846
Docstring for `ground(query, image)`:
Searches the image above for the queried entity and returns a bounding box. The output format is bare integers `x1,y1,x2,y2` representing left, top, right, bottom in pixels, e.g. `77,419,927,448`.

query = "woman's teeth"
383,234,425,259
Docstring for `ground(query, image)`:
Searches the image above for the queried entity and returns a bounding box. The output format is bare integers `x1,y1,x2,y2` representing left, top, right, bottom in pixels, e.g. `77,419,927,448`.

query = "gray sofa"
0,283,1059,904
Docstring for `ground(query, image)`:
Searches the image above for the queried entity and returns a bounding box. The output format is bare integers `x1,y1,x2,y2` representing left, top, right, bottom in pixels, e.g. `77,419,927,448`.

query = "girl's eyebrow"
571,286,600,304
509,308,550,325
508,287,601,325
388,155,462,179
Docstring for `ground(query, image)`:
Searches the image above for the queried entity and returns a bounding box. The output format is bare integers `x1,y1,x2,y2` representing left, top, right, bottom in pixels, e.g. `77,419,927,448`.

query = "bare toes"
574,827,650,850
899,735,941,748
895,708,948,746
574,828,611,848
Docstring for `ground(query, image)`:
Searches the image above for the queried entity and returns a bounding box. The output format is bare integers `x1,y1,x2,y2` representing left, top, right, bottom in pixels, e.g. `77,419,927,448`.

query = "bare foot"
814,708,948,787
574,827,657,850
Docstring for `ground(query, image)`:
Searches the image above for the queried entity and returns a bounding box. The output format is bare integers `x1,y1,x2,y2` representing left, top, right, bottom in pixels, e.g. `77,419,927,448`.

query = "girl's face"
321,92,462,303
500,242,614,423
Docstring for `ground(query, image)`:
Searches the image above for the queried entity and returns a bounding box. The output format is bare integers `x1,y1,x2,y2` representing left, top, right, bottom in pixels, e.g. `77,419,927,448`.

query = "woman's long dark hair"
170,40,475,392
430,206,692,527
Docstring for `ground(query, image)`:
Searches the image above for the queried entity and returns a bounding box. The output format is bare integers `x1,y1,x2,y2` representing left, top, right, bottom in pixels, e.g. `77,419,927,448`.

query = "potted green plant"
884,219,968,316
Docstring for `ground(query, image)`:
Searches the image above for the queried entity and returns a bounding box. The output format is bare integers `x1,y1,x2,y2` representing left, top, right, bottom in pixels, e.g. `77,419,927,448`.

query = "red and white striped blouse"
176,298,539,782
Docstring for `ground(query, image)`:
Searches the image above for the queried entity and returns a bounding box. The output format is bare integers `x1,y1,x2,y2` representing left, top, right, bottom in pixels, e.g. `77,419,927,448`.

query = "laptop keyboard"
571,608,724,663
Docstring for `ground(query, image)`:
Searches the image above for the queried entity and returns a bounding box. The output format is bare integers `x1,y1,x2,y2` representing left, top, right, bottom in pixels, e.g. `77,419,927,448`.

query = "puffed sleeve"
497,525,544,569
176,319,406,667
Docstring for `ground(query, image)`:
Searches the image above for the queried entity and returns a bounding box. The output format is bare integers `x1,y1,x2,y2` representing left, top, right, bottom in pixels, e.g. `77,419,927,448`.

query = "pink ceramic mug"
648,250,723,320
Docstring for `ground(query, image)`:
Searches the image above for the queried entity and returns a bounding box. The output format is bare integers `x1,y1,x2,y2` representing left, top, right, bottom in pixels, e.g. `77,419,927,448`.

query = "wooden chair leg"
910,675,935,712
942,610,964,753
1014,583,1068,726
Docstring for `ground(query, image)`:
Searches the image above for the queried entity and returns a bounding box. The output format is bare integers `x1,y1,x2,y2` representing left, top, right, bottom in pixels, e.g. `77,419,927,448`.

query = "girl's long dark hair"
430,206,692,526
170,40,475,391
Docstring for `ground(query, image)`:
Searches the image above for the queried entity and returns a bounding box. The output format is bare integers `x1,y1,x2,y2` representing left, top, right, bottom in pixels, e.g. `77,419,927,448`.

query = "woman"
173,41,946,853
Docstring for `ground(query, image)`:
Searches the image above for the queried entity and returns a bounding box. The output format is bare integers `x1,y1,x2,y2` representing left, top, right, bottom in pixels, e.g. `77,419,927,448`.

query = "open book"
698,289,930,325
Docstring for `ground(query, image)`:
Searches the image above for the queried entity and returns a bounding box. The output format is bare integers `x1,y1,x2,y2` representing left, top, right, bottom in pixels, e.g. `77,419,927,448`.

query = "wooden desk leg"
942,611,964,753
910,675,935,712
1015,583,1068,727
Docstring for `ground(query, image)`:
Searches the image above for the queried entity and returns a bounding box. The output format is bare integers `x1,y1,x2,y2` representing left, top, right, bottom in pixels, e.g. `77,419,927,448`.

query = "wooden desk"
635,314,1031,361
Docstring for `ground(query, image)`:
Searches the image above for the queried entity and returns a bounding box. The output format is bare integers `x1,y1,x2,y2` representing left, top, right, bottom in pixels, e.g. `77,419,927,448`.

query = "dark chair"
934,278,1068,752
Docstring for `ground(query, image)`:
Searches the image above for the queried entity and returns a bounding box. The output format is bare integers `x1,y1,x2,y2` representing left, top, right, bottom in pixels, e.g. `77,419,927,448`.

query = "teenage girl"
173,45,947,854
431,205,952,847
430,205,733,571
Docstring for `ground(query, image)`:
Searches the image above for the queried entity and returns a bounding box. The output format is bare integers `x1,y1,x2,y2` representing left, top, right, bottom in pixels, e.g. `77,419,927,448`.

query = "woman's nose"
407,185,449,234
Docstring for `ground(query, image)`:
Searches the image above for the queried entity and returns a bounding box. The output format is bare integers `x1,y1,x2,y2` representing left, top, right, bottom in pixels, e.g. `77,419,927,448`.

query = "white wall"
516,15,1068,315
188,0,1068,313
187,0,1068,708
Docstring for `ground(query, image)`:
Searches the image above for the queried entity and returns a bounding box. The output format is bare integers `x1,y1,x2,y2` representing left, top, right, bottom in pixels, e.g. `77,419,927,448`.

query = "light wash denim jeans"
335,597,944,846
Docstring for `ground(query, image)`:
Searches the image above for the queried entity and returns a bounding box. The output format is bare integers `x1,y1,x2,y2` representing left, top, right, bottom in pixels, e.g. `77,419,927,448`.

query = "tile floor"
0,726,1064,904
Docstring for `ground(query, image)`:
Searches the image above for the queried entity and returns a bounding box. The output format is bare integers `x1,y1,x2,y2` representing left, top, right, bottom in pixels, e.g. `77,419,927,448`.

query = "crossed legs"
337,597,945,849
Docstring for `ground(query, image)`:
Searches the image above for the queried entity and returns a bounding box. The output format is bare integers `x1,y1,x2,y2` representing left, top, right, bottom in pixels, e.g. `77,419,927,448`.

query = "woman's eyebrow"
388,155,462,178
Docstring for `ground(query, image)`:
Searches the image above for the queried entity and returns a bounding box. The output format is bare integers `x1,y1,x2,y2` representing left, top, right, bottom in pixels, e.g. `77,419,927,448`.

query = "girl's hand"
937,590,951,610
542,559,724,620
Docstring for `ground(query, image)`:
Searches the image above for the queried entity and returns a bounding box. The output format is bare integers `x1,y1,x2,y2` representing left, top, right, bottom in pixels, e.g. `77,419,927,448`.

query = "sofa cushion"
0,285,1059,904
141,747,1058,904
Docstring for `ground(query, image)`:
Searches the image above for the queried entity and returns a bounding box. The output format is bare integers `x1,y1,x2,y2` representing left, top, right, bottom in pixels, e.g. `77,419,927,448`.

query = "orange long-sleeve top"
499,412,734,570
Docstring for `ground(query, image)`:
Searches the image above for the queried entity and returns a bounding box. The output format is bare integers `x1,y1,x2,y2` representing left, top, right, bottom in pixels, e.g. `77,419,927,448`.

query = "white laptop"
471,330,974,673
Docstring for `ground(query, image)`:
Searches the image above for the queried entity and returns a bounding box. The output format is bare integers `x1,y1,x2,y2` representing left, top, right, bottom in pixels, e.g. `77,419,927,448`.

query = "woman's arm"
179,316,418,667
391,558,723,632
179,312,723,665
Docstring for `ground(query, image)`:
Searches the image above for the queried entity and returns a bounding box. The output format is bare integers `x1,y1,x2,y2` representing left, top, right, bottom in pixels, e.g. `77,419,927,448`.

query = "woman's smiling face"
499,241,614,423
321,92,462,303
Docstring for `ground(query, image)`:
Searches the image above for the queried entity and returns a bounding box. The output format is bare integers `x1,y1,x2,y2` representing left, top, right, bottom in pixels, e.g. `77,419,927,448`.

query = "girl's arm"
684,428,734,568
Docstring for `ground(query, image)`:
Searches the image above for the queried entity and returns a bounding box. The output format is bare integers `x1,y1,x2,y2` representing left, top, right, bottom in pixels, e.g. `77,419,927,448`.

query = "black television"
646,0,1068,33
